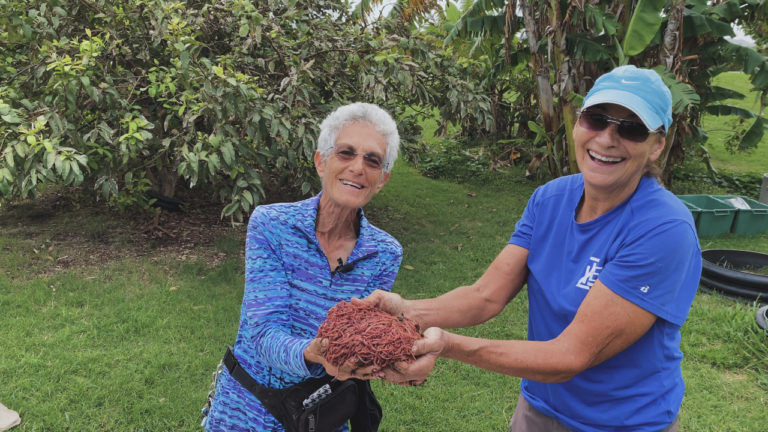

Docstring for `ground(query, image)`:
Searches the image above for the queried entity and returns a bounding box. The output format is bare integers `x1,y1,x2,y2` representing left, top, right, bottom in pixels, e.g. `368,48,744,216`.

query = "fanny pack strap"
223,346,293,421
222,346,380,432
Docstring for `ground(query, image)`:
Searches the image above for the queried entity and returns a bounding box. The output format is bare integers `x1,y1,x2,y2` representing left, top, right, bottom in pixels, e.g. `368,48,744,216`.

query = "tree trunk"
660,0,684,76
146,164,179,197
520,0,559,177
658,0,685,180
551,0,580,175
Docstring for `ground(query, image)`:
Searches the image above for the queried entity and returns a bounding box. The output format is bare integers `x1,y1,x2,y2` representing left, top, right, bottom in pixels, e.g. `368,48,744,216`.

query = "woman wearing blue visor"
364,65,702,432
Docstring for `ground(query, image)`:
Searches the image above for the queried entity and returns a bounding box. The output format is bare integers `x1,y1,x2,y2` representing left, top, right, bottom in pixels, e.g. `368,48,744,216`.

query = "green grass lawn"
1,159,766,431
0,250,242,430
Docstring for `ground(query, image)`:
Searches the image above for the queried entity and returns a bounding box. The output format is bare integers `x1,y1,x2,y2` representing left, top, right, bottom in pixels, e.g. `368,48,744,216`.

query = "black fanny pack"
222,347,382,432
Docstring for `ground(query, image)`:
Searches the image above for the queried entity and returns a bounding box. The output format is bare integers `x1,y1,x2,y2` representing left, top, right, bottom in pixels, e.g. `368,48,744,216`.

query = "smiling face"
574,104,665,202
314,122,390,210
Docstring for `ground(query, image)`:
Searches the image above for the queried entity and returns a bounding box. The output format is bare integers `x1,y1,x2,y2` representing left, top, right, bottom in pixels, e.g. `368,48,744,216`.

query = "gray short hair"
317,102,400,173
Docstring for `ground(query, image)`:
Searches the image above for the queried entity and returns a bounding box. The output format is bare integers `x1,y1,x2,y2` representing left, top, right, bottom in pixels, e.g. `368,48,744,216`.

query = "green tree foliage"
739,0,768,50
0,0,480,220
418,0,768,182
369,1,540,172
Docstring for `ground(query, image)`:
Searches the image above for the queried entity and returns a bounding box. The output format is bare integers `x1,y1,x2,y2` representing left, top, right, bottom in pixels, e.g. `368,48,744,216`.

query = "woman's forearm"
407,245,529,329
439,332,583,383
407,284,511,329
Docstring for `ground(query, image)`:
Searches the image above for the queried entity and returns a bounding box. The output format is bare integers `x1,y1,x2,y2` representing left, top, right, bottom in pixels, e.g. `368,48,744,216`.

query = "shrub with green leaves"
418,138,490,182
0,0,492,220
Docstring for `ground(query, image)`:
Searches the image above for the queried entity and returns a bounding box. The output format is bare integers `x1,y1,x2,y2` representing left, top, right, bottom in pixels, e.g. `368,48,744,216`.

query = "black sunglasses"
577,110,663,143
332,146,384,170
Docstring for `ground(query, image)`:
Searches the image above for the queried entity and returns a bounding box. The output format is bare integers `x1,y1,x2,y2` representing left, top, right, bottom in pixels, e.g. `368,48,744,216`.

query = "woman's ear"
374,172,390,193
314,151,325,178
649,136,666,162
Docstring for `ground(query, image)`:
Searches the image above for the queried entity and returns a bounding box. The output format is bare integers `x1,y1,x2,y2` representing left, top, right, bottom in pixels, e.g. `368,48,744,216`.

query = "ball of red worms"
317,300,421,369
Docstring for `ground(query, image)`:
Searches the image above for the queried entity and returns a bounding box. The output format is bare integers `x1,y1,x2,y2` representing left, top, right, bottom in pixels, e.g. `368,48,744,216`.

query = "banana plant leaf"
738,117,766,151
654,66,700,114
622,0,666,56
683,9,735,38
570,33,614,62
704,86,747,104
704,104,757,118
709,0,745,21
444,0,506,45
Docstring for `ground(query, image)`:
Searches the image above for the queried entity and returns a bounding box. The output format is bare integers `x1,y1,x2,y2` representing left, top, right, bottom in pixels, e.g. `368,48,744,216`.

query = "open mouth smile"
339,179,364,190
588,150,624,164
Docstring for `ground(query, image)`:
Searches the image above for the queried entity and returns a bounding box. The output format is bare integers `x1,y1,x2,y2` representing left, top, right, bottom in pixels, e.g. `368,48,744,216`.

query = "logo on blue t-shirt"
576,257,602,290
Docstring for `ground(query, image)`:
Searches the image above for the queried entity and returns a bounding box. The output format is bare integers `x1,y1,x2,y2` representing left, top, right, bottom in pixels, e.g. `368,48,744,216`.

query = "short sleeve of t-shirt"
509,185,541,251
597,218,700,325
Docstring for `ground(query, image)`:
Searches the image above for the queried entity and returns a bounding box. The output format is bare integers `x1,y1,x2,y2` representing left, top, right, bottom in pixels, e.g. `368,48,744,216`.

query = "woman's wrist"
303,338,325,366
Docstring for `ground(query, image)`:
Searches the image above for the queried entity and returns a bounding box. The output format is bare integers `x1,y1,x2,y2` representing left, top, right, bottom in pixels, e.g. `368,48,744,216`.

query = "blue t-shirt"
509,174,701,432
205,193,402,432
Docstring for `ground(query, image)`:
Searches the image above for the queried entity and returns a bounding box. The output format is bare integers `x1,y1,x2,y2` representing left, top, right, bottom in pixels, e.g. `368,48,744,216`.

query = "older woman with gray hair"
203,102,402,432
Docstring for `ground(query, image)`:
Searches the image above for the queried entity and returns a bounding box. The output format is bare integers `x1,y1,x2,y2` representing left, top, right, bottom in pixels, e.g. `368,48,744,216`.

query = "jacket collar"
295,193,378,262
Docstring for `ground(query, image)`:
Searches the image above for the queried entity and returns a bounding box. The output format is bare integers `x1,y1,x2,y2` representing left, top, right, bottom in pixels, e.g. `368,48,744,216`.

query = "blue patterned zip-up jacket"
205,194,402,432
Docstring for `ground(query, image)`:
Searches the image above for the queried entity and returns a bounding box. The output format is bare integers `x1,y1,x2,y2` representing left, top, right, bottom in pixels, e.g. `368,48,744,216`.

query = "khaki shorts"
508,394,679,432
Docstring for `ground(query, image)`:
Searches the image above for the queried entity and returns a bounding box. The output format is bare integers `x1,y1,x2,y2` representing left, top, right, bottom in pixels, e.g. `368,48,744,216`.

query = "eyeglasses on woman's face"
332,145,384,171
577,110,663,143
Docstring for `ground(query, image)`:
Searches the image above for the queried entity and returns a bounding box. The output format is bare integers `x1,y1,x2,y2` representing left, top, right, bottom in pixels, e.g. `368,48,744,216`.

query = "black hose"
699,249,768,302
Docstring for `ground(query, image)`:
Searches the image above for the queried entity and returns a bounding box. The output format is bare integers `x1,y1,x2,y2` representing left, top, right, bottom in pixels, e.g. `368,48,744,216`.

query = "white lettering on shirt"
576,257,602,290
